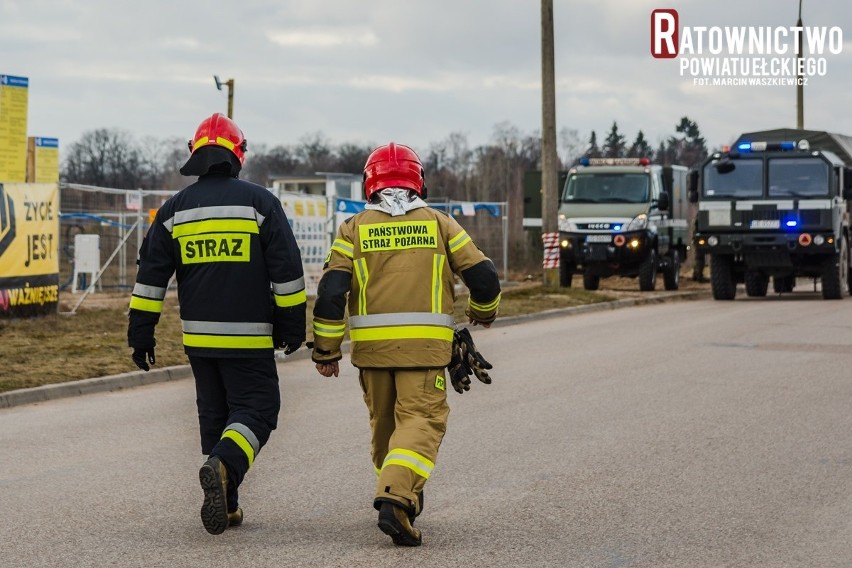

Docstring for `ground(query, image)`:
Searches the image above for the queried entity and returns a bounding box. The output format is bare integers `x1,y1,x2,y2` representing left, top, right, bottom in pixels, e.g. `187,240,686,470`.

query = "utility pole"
214,75,235,119
541,0,560,287
796,0,804,129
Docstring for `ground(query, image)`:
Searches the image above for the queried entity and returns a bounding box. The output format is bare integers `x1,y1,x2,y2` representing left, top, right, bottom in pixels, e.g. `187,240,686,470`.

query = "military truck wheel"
744,271,769,297
821,238,848,300
582,272,600,290
772,275,795,294
639,250,657,291
710,254,736,300
663,250,680,291
559,260,574,288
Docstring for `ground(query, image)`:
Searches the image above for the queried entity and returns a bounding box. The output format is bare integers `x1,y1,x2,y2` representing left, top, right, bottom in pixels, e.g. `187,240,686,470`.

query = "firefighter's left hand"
132,346,155,372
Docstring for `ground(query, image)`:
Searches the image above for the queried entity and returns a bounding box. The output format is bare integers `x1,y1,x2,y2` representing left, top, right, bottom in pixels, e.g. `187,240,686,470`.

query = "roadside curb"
0,289,710,410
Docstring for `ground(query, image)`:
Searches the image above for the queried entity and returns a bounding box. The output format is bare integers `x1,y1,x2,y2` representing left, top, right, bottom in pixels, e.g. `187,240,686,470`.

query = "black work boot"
378,501,422,546
199,456,229,535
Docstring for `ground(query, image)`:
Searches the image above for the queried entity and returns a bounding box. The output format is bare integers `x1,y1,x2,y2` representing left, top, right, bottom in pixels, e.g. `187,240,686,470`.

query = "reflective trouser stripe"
350,313,455,328
382,448,435,479
183,334,273,349
222,424,259,467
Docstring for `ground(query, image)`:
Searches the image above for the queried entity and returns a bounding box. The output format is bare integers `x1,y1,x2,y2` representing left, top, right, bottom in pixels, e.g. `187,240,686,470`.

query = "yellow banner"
358,220,438,252
0,182,60,317
0,75,29,182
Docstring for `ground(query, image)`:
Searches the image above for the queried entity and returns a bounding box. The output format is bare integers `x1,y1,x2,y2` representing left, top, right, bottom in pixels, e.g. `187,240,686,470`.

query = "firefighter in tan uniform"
311,142,501,546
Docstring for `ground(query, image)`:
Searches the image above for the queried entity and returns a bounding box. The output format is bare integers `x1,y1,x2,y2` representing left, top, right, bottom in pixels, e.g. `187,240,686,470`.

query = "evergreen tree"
585,130,601,158
602,122,626,158
627,131,653,159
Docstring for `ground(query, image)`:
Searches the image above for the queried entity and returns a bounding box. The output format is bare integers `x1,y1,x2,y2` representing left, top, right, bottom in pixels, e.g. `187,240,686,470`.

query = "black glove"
448,339,472,394
132,346,156,371
458,328,492,383
273,328,304,355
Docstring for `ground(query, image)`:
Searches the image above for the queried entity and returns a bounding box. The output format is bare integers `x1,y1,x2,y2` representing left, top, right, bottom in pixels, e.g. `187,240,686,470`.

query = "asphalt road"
2,292,852,567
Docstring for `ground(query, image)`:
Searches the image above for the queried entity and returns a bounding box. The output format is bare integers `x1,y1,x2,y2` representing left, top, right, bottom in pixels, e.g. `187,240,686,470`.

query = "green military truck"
557,158,689,291
689,129,852,300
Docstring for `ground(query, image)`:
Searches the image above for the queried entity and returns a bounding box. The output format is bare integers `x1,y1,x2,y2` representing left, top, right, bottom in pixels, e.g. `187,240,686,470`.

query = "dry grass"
0,273,707,393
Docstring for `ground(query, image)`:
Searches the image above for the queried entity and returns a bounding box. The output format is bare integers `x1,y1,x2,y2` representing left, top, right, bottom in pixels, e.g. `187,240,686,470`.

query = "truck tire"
663,250,680,291
821,238,848,300
559,260,574,288
582,272,600,290
744,271,769,297
772,275,795,294
710,254,736,300
639,250,657,291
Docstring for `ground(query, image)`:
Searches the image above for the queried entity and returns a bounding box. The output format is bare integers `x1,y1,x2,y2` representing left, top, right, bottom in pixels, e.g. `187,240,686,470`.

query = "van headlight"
624,214,647,232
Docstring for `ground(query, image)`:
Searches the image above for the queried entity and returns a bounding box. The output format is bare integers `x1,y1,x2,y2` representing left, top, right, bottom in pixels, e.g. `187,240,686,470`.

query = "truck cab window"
703,158,763,198
768,158,829,197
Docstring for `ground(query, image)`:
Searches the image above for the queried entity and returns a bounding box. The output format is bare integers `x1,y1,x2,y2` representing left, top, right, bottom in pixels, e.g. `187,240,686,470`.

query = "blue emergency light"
735,141,798,153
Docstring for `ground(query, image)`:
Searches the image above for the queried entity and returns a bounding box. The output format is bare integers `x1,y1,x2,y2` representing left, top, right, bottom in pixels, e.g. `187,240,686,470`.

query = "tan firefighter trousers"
359,367,450,514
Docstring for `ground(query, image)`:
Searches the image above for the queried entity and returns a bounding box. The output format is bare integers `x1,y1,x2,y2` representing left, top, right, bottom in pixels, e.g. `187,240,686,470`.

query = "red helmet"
363,142,424,200
187,113,247,165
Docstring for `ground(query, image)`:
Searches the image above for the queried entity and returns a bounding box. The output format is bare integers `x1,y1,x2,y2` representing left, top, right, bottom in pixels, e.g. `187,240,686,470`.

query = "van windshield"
562,174,649,203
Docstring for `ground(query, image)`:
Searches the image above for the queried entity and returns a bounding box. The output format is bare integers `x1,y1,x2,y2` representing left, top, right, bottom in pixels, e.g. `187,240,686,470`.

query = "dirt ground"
0,271,709,393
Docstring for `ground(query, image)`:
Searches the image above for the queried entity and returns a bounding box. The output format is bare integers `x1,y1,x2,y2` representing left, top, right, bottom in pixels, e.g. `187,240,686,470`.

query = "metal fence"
58,184,509,305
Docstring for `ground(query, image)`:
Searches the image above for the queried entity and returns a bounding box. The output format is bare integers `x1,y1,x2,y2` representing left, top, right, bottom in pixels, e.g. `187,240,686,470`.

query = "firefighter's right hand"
448,344,472,394
132,346,156,372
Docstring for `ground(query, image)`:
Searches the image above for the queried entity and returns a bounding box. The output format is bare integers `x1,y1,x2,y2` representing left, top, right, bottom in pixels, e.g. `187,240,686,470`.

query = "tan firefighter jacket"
312,206,501,368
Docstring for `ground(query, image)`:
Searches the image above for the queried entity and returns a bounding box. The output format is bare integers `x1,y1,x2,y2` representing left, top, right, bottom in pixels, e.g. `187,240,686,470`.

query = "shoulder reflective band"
129,283,167,313
221,422,260,467
382,448,435,479
172,219,259,238
448,230,471,253
331,238,354,259
349,312,454,342
273,277,307,307
313,321,346,338
181,320,273,349
167,205,265,233
469,293,501,313
358,220,438,252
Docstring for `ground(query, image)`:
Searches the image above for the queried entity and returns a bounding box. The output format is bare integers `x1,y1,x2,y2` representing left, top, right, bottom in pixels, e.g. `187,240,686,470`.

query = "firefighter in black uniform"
127,113,306,535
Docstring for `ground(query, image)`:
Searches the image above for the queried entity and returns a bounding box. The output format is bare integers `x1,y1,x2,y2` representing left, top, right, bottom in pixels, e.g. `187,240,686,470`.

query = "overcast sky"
1,0,850,161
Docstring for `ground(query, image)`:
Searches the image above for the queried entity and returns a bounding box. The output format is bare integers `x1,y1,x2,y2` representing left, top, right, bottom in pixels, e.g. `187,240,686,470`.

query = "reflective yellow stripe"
331,239,354,258
354,258,369,316
449,230,471,253
313,322,345,338
274,289,307,307
350,325,453,342
431,254,445,313
183,333,273,349
172,218,259,238
191,136,210,151
215,136,235,150
382,448,435,479
129,296,163,313
374,465,381,477
191,135,236,152
469,293,501,312
222,430,255,467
